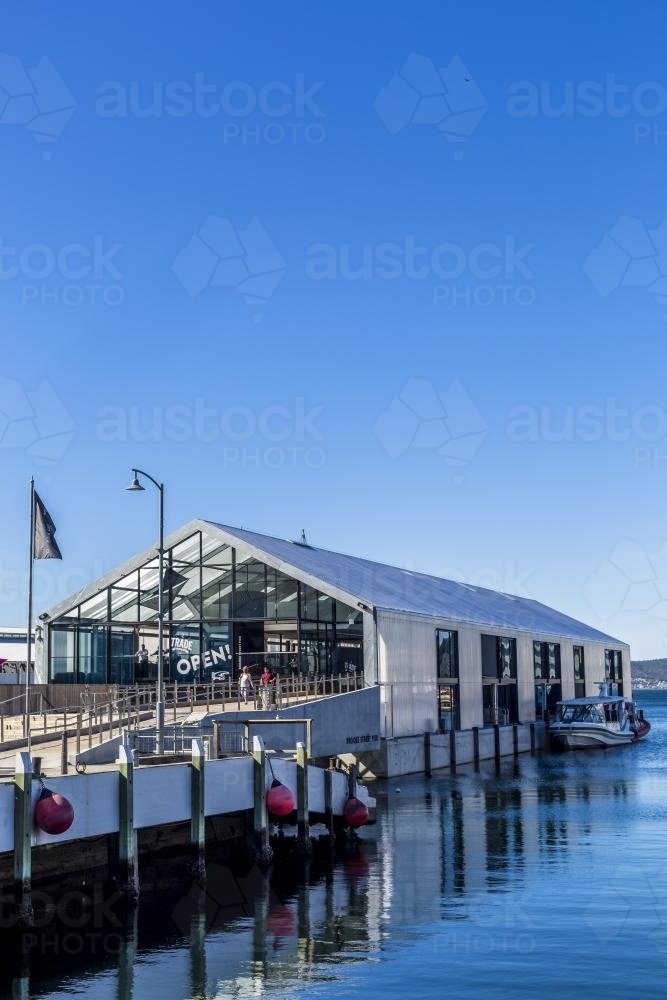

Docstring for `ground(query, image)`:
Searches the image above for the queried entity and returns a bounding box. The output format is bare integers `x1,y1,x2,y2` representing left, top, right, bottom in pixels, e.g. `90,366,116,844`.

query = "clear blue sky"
2,1,667,658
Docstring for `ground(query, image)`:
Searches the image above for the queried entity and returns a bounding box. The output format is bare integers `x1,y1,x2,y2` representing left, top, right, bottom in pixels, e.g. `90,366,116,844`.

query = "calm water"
3,691,667,1000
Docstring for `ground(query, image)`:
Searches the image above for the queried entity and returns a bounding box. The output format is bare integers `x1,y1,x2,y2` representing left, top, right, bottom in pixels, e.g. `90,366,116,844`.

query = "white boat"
550,686,650,750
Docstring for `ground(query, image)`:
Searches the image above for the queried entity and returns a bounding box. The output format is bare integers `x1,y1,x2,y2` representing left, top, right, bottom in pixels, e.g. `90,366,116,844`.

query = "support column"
494,724,501,768
296,741,310,850
117,744,138,900
472,726,480,771
252,736,272,867
13,752,33,925
190,738,206,878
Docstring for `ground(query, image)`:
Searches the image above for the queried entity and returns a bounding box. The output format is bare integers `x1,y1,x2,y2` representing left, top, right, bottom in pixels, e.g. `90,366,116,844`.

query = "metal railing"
0,673,365,745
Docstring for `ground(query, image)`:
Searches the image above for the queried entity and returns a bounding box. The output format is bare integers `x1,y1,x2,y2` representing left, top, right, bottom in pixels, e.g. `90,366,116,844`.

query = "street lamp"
126,468,165,754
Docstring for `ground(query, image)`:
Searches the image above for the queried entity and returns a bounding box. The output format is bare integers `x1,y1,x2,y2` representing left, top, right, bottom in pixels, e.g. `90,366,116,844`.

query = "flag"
34,492,62,559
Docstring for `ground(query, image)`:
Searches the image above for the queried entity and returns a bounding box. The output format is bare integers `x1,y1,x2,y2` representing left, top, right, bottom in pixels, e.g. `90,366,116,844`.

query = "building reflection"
4,761,633,1000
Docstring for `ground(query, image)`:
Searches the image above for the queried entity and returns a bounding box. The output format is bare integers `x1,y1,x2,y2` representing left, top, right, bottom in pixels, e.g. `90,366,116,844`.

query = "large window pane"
234,559,267,618
437,629,459,678
51,628,76,682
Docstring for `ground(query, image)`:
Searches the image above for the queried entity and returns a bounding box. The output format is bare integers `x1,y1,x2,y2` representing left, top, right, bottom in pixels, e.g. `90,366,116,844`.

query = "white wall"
375,609,633,736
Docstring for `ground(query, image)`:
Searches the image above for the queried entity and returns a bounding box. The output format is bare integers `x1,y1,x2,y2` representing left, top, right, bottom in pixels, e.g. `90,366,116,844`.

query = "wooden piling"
449,728,457,773
13,752,33,925
252,736,272,866
424,731,432,778
472,726,480,771
323,768,334,838
117,743,138,899
296,741,310,847
190,738,206,877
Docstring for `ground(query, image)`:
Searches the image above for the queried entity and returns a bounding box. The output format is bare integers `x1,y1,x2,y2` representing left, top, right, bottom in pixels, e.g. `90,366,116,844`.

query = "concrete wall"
212,686,382,759
347,723,545,779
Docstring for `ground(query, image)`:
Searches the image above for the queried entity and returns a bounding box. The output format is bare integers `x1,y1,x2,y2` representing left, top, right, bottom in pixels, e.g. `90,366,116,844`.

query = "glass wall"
604,649,623,695
481,635,518,725
436,629,460,730
46,530,364,684
534,641,561,720
574,645,585,698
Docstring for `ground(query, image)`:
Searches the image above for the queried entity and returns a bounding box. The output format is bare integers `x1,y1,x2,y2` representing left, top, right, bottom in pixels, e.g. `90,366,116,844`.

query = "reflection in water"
3,692,667,1000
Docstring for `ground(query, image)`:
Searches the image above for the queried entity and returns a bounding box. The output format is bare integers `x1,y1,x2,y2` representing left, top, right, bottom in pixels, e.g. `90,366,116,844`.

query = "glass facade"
573,645,585,698
436,629,460,731
45,530,364,684
481,635,518,725
604,649,623,695
533,641,561,720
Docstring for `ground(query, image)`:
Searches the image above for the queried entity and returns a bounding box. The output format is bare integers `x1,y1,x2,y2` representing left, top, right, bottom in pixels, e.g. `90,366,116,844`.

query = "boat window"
559,706,575,722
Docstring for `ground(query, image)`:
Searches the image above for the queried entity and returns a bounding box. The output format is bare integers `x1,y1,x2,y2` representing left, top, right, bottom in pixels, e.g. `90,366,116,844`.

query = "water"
3,691,666,1000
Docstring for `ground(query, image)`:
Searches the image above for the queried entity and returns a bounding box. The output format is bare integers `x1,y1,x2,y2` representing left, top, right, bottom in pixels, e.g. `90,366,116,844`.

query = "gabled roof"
203,522,623,644
42,518,624,646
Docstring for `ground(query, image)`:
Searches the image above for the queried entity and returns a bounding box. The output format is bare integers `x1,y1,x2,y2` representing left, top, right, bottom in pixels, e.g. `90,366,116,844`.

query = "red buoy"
34,787,74,835
343,796,369,828
266,779,296,818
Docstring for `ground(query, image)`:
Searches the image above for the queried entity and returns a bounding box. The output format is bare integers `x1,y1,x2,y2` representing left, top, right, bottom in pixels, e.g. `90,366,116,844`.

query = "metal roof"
41,518,625,646
203,522,624,645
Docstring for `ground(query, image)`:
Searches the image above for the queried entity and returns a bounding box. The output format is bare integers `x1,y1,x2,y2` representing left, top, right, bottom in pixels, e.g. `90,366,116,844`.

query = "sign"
169,626,232,684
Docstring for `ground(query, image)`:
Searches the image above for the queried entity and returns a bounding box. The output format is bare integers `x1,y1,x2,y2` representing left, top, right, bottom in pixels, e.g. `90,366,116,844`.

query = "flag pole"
24,477,35,748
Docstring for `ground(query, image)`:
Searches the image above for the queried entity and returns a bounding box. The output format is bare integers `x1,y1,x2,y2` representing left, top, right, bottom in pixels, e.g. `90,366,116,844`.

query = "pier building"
35,520,630,773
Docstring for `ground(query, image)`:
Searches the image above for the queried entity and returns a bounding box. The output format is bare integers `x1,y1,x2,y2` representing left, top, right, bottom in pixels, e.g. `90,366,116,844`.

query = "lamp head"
126,471,145,492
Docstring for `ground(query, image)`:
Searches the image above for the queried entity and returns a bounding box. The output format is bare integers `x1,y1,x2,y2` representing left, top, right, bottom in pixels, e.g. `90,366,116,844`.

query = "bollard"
472,727,480,771
424,731,432,778
296,741,310,847
117,743,138,900
190,739,206,877
13,752,33,925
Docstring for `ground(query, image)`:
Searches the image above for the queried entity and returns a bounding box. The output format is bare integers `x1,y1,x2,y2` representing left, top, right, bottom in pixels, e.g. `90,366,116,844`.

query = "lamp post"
126,468,165,754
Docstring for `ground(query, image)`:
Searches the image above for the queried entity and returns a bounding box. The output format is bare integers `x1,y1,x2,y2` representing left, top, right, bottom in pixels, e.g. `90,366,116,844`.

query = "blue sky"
3,1,667,657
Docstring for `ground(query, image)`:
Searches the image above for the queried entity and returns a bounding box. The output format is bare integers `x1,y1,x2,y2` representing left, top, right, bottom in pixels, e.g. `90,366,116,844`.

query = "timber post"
13,751,33,926
117,743,139,901
296,741,310,850
252,735,272,867
190,738,206,878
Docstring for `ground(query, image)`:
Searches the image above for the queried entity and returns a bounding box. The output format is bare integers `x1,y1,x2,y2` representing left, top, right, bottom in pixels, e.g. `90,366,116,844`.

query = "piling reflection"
0,758,639,1000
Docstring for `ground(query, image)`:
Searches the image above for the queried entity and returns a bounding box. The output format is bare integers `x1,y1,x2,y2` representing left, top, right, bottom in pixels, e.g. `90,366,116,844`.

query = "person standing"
260,665,273,710
239,665,253,705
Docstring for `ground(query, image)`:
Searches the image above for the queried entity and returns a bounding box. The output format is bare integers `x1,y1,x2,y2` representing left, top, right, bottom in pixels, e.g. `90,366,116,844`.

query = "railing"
0,674,365,744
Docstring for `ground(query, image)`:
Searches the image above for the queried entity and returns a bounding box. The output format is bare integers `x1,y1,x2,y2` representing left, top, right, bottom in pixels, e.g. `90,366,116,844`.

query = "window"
534,642,561,680
483,635,517,680
605,649,623,690
574,645,585,698
437,630,459,678
436,630,460,731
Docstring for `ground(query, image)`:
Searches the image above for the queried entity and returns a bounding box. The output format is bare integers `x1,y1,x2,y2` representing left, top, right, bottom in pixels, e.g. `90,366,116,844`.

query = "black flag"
34,492,62,560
